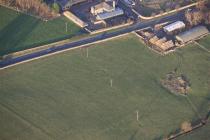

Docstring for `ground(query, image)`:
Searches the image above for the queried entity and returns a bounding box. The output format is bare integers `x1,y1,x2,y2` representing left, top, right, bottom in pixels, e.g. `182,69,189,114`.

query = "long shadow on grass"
19,28,86,54
0,14,39,56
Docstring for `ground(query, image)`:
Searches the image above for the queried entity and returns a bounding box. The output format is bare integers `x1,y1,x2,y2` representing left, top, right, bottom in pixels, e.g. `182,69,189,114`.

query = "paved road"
0,12,184,69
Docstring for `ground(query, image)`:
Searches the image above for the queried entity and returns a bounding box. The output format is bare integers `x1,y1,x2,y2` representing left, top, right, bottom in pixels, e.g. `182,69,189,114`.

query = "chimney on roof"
113,0,116,9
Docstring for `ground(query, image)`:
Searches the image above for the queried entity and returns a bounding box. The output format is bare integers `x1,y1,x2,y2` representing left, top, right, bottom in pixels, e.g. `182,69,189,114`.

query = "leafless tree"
0,0,57,19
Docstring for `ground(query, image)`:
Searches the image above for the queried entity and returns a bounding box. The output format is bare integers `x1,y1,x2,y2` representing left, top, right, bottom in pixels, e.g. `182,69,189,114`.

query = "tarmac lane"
0,11,184,69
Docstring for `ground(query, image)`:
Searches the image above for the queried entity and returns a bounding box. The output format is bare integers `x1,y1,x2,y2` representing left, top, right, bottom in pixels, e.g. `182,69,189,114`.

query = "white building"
91,1,116,15
90,0,124,21
163,21,185,33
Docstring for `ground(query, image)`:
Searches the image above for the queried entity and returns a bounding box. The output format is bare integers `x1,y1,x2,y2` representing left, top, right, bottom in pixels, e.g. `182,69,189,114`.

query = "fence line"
167,110,210,140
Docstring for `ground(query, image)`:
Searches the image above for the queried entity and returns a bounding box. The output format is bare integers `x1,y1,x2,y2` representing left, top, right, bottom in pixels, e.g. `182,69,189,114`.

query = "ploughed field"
0,6,83,56
0,34,209,140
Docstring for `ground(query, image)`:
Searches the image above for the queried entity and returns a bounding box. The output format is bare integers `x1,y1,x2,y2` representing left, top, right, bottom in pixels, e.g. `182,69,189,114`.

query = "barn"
176,26,209,44
163,21,185,34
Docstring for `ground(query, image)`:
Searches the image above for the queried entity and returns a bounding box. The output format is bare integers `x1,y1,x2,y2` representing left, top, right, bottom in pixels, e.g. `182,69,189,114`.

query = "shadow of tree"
0,14,39,56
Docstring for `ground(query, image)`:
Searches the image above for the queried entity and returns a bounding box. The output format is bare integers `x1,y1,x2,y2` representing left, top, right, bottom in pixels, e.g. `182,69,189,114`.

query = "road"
0,12,184,69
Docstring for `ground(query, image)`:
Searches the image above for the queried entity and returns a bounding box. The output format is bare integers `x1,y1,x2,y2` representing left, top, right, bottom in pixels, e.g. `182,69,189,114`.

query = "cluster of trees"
0,0,57,19
185,1,210,26
0,0,13,5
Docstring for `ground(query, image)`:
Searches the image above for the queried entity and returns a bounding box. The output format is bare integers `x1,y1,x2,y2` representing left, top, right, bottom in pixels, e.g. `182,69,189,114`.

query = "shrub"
181,121,192,132
51,2,60,13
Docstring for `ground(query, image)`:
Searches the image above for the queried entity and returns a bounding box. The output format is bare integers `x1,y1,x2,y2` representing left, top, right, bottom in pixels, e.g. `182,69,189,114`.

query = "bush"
181,121,192,132
0,0,57,19
51,2,60,13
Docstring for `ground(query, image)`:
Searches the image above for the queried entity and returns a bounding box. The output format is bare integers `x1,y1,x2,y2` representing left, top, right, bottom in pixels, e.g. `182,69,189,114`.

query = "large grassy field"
0,34,209,140
0,6,83,56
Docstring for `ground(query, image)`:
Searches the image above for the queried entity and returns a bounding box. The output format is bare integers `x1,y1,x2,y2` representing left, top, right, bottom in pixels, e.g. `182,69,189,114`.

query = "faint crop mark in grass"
129,128,139,140
176,49,184,71
206,110,210,120
186,96,202,119
0,101,54,139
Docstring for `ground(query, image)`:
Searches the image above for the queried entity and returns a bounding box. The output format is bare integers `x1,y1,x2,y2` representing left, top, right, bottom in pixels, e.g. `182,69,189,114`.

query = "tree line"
185,1,210,26
0,0,57,19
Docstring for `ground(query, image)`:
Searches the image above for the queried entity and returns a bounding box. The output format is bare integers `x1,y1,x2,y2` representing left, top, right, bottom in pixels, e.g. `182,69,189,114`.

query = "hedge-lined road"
0,12,184,69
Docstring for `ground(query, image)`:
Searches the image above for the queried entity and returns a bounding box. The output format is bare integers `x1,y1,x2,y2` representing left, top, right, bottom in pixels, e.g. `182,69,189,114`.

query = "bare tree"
185,10,204,26
0,0,57,19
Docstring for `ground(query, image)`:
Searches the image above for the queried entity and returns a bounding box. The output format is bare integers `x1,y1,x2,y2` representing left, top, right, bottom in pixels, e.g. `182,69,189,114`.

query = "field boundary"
194,41,210,53
0,32,91,61
1,38,78,60
166,109,210,140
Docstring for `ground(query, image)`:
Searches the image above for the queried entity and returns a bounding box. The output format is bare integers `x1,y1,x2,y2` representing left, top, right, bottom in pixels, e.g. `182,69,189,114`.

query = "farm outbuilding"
160,40,175,51
96,8,124,20
91,1,115,15
90,1,124,20
163,21,185,33
176,26,209,44
149,36,159,44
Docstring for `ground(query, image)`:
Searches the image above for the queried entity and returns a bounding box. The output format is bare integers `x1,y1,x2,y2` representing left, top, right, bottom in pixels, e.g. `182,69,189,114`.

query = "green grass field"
0,6,83,56
0,34,209,140
198,35,210,51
